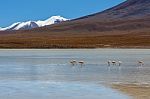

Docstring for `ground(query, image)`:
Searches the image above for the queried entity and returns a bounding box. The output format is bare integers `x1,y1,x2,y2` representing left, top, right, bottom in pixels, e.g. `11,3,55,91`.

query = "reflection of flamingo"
138,61,144,66
118,61,122,66
79,61,84,66
108,60,111,66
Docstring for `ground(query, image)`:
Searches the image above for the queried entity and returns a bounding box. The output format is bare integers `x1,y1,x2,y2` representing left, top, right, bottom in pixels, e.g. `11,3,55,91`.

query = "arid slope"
0,0,150,48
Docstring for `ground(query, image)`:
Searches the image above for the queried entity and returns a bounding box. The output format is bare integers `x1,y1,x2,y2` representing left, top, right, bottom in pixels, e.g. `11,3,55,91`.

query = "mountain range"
0,16,68,31
0,0,149,48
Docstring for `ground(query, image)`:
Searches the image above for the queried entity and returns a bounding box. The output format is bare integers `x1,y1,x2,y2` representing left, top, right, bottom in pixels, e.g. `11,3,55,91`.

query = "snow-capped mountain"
0,22,39,31
0,16,69,31
36,16,68,27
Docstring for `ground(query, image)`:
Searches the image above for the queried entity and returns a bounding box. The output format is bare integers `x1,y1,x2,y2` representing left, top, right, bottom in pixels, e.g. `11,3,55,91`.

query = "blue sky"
0,0,125,27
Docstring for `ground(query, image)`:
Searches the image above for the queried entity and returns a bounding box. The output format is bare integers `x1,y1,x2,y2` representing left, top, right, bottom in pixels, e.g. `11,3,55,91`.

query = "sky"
0,0,125,27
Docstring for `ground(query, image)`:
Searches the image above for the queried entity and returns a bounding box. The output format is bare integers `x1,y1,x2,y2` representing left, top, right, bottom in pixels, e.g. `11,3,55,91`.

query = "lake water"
0,49,149,99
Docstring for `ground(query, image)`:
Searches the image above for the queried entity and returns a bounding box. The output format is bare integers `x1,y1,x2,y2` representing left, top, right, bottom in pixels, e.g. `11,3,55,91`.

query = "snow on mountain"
0,16,69,31
0,22,39,31
0,22,21,31
14,21,39,30
37,16,68,27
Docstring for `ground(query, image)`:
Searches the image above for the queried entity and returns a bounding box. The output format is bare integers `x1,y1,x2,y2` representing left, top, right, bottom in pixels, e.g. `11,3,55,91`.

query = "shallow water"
0,49,149,99
0,81,130,99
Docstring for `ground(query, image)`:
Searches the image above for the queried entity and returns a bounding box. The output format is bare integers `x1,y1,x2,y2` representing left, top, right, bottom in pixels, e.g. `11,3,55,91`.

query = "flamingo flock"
70,60,85,66
107,60,144,66
70,60,144,67
70,60,77,66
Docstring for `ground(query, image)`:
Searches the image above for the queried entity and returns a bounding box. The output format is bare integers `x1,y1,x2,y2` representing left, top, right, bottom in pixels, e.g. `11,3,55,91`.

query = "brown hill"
0,0,150,48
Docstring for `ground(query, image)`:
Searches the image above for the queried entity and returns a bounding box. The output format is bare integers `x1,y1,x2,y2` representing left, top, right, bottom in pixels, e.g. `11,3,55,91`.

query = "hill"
0,0,149,48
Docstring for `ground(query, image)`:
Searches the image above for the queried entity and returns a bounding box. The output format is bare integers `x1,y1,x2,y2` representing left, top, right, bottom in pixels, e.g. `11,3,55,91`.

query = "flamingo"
108,60,111,66
70,60,77,66
78,61,84,66
138,61,144,66
112,61,116,65
118,61,122,66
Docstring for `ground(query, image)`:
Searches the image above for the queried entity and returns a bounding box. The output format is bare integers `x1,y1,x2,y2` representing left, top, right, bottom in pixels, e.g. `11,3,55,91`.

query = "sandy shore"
111,84,150,99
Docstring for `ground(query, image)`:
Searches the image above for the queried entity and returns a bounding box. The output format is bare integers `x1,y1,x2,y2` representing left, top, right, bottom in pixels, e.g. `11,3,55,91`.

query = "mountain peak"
48,16,67,19
14,21,39,30
36,15,69,27
41,15,69,26
46,16,68,22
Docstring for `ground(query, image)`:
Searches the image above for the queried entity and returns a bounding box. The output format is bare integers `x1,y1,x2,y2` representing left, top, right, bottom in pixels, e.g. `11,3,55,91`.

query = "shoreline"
0,47,149,50
111,84,150,99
